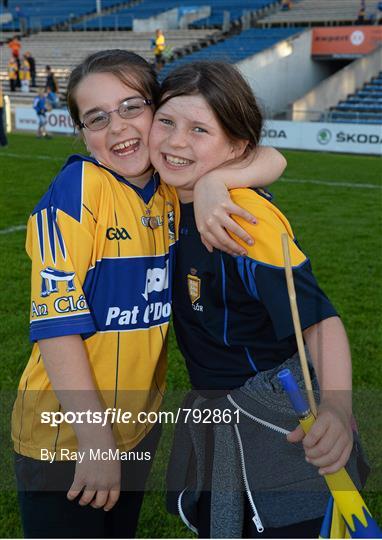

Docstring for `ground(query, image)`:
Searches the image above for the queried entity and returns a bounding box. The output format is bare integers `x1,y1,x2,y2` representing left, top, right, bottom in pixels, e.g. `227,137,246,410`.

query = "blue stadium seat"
330,71,382,125
1,0,129,31
73,0,279,31
159,27,301,80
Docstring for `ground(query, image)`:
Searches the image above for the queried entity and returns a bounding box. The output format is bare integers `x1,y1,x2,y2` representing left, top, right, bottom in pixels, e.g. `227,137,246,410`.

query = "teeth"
165,154,191,165
113,139,139,151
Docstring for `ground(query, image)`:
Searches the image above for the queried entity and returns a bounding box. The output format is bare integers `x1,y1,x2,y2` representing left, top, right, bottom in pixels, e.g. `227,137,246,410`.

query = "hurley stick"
281,233,317,416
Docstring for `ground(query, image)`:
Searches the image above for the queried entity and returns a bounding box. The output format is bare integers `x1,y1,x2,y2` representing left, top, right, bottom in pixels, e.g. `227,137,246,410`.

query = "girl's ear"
231,139,249,159
81,130,90,152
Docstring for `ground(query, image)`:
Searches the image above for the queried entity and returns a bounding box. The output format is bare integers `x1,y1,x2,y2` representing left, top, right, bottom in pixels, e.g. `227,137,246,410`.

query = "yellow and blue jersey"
173,188,337,392
154,34,165,55
12,154,179,459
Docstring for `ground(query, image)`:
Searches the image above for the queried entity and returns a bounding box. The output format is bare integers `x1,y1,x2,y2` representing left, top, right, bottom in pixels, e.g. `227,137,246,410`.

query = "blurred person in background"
25,51,36,87
0,83,8,147
152,28,165,72
20,54,31,92
8,56,18,92
356,0,366,23
33,89,51,138
8,36,21,87
14,5,28,35
45,65,60,107
281,0,291,10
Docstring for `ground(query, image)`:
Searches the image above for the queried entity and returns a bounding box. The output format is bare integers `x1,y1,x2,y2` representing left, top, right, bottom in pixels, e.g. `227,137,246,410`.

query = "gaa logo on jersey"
40,267,76,297
106,227,131,240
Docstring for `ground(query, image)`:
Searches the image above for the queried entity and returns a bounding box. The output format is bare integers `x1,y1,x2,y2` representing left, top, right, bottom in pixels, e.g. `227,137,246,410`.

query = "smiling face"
75,72,154,187
149,94,243,202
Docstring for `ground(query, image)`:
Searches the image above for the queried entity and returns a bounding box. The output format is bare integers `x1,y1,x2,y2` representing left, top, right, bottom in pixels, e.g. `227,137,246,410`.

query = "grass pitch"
0,134,381,537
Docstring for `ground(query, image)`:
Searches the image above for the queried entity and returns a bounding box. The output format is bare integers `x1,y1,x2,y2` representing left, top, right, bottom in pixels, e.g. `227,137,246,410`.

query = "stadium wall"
133,8,179,31
292,45,382,121
237,30,336,117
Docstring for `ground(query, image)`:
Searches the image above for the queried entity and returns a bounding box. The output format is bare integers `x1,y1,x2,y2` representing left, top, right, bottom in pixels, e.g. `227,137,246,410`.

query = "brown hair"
158,61,263,159
66,49,160,128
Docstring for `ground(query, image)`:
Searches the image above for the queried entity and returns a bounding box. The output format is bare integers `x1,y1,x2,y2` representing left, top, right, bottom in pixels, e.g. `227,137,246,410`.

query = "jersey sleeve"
27,208,96,342
231,189,338,341
26,159,100,342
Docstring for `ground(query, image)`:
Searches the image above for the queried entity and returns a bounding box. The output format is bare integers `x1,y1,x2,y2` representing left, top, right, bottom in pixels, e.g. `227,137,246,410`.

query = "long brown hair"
66,49,160,128
158,61,263,158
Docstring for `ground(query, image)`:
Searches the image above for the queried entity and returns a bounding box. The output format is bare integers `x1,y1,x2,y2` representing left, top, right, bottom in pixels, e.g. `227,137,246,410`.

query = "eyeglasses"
79,97,152,131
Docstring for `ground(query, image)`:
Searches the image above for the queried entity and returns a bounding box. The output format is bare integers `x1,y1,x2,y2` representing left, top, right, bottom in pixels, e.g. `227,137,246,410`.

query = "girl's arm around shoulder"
193,147,286,256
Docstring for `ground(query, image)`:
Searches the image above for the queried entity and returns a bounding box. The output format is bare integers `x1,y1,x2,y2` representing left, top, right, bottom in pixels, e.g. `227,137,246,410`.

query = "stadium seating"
158,27,301,80
259,0,380,26
329,71,382,124
72,0,280,31
0,0,131,32
184,0,279,29
0,29,219,106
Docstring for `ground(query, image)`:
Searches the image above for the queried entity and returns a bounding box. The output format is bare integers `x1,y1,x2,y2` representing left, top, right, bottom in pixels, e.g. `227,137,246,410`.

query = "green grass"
0,135,381,537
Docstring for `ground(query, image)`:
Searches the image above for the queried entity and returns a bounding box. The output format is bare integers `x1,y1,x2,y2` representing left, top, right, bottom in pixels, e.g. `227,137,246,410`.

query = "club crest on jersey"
142,260,169,301
40,267,76,297
187,271,201,304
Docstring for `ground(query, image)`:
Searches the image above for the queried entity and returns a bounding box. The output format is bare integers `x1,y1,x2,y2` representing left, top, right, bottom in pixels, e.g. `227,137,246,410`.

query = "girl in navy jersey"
149,61,362,538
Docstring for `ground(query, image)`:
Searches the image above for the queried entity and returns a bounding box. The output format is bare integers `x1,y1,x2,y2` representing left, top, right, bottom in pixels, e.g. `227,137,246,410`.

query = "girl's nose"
109,110,128,133
168,128,188,148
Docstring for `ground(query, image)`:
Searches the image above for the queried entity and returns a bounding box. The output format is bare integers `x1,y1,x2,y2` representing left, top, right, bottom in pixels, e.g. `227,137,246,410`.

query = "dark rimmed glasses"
79,97,153,131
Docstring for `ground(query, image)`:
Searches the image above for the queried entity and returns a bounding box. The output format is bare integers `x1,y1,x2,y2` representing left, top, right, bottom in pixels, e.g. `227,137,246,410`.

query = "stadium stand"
0,29,219,105
259,0,381,26
158,27,301,80
0,0,138,32
329,71,382,124
188,0,280,28
72,0,280,31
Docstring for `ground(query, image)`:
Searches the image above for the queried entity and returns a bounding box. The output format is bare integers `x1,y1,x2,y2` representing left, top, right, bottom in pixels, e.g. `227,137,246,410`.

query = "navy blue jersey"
173,189,337,393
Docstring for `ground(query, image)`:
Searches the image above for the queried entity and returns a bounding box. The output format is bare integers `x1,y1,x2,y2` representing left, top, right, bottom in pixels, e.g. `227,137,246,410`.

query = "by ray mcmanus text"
40,448,152,463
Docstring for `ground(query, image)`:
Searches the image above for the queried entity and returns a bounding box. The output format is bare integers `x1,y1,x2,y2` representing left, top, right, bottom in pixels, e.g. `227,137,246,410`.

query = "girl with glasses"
12,50,286,538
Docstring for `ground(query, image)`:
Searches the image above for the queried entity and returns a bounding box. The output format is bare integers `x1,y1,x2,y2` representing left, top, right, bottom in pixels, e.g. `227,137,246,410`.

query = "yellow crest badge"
187,274,201,304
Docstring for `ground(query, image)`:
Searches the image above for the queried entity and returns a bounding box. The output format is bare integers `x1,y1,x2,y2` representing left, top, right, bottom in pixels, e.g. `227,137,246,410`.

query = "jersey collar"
62,154,159,204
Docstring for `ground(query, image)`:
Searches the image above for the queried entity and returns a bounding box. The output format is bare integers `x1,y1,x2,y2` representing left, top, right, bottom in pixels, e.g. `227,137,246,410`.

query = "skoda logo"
106,227,131,240
350,30,365,46
317,129,332,145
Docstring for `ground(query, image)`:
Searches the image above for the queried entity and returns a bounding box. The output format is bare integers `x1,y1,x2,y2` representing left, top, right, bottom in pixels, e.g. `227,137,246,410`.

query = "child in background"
8,56,18,92
33,88,51,138
152,28,165,72
20,54,31,92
